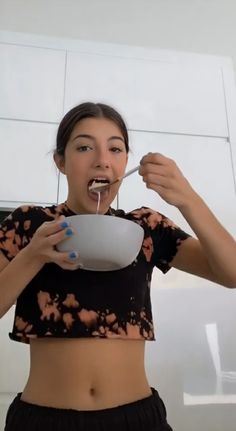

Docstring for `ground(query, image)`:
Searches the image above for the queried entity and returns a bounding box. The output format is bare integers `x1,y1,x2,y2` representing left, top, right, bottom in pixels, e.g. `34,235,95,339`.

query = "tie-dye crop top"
0,202,191,344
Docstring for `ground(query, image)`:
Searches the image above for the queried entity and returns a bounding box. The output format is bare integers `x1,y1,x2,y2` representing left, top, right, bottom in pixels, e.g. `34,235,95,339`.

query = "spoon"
89,165,140,192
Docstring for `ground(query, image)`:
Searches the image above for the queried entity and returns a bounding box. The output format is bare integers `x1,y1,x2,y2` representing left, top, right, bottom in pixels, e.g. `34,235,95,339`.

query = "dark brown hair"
55,102,129,156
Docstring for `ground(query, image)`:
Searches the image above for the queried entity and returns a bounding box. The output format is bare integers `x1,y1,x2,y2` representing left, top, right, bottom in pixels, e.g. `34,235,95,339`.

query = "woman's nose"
94,150,110,169
95,161,109,169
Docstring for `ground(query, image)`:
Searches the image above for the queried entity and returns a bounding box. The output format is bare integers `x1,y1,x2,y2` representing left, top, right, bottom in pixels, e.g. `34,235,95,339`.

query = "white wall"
1,0,236,76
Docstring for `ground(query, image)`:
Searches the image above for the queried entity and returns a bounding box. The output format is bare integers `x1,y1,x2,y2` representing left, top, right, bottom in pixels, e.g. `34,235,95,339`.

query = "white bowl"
57,214,144,271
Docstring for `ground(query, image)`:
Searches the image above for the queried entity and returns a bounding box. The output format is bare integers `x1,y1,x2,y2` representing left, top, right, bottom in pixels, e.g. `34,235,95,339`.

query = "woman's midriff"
21,338,152,410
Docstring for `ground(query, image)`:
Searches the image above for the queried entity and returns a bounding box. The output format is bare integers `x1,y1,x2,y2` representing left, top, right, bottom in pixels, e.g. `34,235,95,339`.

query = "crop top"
0,202,192,344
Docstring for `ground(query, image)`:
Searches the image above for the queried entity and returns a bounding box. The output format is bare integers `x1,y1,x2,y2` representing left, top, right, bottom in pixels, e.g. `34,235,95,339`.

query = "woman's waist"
29,336,146,365
23,337,150,409
22,375,151,410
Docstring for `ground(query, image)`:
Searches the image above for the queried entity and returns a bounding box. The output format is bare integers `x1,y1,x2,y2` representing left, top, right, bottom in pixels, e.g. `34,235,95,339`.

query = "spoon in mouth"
89,165,140,192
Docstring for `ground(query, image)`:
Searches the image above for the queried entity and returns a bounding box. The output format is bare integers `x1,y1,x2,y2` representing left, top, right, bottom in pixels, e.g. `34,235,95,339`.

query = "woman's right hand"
25,216,81,270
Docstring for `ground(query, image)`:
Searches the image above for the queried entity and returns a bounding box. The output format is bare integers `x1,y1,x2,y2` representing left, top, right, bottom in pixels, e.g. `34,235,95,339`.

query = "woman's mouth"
87,178,110,200
88,178,110,192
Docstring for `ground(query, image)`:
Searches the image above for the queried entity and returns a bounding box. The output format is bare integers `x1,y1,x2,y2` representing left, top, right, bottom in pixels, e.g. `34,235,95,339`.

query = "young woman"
0,102,236,431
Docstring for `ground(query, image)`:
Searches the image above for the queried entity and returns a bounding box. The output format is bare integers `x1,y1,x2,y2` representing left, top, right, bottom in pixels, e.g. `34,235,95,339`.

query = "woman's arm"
139,152,236,288
171,194,236,288
0,217,80,319
0,249,44,318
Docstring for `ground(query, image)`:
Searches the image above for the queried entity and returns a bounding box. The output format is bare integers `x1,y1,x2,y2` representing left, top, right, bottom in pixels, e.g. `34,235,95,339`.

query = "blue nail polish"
60,221,69,228
66,228,73,236
69,251,78,260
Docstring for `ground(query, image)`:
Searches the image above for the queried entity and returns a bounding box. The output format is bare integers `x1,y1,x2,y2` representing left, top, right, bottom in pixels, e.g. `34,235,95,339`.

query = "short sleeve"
0,206,31,261
151,212,192,274
129,207,192,274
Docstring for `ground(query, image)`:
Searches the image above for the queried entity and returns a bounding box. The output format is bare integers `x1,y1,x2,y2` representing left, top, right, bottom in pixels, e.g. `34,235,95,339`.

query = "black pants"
4,387,173,431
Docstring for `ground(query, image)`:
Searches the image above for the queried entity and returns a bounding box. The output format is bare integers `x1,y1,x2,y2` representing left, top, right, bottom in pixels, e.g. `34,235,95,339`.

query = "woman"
0,102,235,431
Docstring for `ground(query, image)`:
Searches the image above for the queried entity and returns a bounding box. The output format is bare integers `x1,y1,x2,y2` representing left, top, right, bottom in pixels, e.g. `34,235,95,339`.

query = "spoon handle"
122,165,139,179
111,165,139,185
89,165,140,191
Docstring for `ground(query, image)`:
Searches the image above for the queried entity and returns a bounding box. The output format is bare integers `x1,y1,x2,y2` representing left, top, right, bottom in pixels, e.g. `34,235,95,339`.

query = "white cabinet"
0,41,234,208
0,120,59,207
0,44,65,122
57,173,68,203
64,52,228,137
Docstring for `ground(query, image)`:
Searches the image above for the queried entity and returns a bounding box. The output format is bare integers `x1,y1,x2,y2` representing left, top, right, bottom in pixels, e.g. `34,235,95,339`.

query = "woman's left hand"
139,152,197,208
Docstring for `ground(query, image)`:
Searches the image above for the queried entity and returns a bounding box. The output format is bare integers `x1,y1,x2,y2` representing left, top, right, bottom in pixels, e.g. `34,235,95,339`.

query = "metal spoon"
89,165,139,192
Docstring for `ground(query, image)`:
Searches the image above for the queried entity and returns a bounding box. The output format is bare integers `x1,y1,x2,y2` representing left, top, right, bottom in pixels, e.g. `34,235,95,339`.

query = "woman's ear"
53,152,65,174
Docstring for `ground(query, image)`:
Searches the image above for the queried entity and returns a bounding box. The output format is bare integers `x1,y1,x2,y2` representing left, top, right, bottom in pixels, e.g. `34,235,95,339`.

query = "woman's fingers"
141,173,170,188
37,215,69,237
27,215,77,265
36,216,75,247
50,250,83,271
45,223,82,269
47,226,74,247
30,215,85,270
140,152,172,167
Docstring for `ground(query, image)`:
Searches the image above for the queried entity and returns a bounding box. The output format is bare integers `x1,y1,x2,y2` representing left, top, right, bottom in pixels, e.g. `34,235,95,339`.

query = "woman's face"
56,117,128,214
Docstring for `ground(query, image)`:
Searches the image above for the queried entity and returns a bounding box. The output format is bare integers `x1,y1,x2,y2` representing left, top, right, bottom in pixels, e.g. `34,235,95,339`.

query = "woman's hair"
55,102,129,156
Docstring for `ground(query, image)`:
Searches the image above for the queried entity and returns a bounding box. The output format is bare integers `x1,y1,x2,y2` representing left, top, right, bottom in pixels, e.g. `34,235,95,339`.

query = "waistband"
14,386,162,415
5,386,172,431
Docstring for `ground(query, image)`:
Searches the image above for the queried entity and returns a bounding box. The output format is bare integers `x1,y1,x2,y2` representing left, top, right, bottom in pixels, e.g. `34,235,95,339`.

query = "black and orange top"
0,202,191,344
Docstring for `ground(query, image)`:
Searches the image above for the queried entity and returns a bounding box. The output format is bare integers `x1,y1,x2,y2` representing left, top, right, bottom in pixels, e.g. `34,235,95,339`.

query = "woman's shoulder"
113,206,181,231
6,202,67,221
0,203,66,261
113,206,166,224
0,203,67,234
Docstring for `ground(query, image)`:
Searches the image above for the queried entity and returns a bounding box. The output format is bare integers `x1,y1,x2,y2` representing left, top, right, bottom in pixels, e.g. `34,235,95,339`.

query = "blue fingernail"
61,221,69,228
66,228,73,236
69,251,78,260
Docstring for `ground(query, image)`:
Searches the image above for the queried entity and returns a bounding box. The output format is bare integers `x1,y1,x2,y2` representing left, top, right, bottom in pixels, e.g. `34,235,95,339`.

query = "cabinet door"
64,52,228,137
0,120,58,207
0,44,65,122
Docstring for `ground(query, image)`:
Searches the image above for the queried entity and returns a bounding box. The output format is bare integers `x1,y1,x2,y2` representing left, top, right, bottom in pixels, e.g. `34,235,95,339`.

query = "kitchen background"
1,0,236,73
1,1,236,431
0,213,10,222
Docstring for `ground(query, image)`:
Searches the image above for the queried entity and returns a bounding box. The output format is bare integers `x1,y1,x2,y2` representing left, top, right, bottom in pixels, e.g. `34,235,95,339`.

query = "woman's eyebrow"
72,134,124,143
108,136,125,143
72,134,94,142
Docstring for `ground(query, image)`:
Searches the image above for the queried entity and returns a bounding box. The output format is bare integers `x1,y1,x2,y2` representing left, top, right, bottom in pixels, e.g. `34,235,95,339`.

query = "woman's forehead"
70,117,124,139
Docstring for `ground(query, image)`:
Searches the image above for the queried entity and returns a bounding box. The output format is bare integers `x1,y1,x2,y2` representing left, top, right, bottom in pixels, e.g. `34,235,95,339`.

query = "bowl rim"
64,214,144,232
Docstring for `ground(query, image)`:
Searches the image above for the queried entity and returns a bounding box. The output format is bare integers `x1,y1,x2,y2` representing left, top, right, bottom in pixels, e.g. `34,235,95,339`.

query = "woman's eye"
77,145,92,152
111,147,123,153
